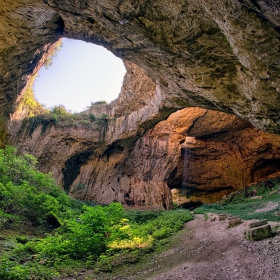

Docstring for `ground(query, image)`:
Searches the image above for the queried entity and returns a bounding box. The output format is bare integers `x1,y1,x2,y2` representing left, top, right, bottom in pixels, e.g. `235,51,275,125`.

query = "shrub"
89,113,95,121
50,105,70,116
44,39,63,69
0,146,70,227
90,100,107,107
0,146,194,278
0,258,30,280
124,210,161,224
101,113,108,119
20,203,125,261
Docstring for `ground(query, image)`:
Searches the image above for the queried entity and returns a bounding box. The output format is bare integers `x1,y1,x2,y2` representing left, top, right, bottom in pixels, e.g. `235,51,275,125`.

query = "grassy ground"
0,209,193,280
0,146,193,279
194,177,280,221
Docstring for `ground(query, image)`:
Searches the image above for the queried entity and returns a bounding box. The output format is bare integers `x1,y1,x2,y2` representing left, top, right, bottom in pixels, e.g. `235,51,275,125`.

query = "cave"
2,1,280,135
252,158,280,182
62,149,92,194
33,38,126,112
2,2,280,279
1,1,280,209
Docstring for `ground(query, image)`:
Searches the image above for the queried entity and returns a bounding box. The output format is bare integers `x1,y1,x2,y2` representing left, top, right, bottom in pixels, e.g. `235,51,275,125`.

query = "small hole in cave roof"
34,38,126,113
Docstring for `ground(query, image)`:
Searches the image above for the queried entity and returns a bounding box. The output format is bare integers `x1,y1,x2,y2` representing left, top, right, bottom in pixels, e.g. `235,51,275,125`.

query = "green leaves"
0,257,30,280
0,146,70,226
0,146,194,279
32,203,125,260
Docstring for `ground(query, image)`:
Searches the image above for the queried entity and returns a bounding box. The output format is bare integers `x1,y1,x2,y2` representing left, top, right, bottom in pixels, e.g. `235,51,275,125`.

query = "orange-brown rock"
1,0,280,143
10,104,280,208
9,62,175,208
167,109,280,205
2,0,280,208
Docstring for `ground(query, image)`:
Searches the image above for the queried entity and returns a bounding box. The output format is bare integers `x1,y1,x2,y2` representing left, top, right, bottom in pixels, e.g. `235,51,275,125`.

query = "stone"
249,220,268,229
1,1,280,208
245,224,272,241
1,0,280,144
228,217,242,228
8,105,280,208
209,214,217,222
218,214,227,221
210,217,217,222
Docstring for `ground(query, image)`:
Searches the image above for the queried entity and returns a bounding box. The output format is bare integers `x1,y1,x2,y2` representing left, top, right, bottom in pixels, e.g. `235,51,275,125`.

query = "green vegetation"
17,74,110,134
17,40,63,118
24,104,110,136
89,113,96,121
89,100,108,108
194,177,280,221
16,39,113,135
44,40,63,69
0,146,193,279
0,146,70,228
17,74,47,118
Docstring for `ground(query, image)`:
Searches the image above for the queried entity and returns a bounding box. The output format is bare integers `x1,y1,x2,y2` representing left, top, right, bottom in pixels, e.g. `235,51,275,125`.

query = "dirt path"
145,215,280,280
76,214,280,279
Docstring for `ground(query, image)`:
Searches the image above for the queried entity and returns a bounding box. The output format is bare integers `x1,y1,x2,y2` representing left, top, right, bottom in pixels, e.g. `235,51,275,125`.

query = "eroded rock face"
1,0,280,143
11,104,280,208
0,0,63,145
2,0,280,208
167,109,280,205
10,61,175,208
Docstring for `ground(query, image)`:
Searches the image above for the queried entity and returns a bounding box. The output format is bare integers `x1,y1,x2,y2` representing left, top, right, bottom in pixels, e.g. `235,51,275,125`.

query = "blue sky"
34,38,126,112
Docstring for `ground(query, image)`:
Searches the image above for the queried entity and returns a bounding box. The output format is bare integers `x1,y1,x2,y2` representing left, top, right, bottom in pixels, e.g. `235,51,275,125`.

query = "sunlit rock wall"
11,104,280,208
1,0,280,144
2,0,280,208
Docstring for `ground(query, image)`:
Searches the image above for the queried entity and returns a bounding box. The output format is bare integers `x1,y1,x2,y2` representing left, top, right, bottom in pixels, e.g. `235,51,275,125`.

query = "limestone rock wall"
82,60,158,119
2,0,280,208
70,107,280,207
1,0,280,145
11,105,280,208
167,109,280,205
0,0,63,145
111,60,157,117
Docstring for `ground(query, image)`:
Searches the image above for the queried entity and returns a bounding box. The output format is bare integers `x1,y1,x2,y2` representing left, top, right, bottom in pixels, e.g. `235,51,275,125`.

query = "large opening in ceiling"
34,38,126,113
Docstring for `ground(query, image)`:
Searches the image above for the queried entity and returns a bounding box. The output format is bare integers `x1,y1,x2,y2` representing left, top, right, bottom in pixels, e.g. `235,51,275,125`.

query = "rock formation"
1,1,280,208
10,100,280,208
1,0,280,138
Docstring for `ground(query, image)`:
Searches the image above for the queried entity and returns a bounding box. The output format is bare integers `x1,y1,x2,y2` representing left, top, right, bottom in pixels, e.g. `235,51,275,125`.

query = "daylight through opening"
34,38,126,113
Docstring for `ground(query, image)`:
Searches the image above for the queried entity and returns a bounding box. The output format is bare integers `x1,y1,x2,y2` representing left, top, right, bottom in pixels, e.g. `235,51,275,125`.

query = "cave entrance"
34,38,126,112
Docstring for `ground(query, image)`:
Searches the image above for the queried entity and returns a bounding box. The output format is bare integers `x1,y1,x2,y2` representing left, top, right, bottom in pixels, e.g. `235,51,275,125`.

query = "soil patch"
69,215,280,279
147,215,280,280
254,202,279,213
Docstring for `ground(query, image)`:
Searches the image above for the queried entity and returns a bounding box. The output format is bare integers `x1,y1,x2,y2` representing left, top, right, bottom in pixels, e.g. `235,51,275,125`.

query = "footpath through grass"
194,177,280,222
0,146,193,279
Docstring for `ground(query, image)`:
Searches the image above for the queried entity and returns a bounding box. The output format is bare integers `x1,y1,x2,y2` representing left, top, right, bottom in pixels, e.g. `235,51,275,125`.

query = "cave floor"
75,214,280,280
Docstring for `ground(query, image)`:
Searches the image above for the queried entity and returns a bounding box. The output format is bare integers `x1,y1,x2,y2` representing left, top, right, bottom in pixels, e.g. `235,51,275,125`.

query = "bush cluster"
0,146,70,227
0,146,193,279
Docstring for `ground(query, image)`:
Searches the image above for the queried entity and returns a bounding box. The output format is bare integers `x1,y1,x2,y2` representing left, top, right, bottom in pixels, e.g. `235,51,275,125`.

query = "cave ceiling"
0,0,280,145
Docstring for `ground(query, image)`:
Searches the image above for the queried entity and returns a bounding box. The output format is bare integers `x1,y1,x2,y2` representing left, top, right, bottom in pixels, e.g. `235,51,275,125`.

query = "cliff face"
1,0,280,139
2,1,280,208
11,102,280,208
168,109,280,205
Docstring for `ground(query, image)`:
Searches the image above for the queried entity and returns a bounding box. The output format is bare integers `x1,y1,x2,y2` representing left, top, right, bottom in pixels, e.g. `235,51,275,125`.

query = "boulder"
245,220,272,241
228,217,242,228
244,224,272,241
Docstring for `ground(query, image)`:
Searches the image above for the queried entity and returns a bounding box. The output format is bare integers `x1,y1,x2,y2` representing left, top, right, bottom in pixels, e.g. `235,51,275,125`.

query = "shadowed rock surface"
1,0,280,207
10,104,280,208
1,0,280,137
